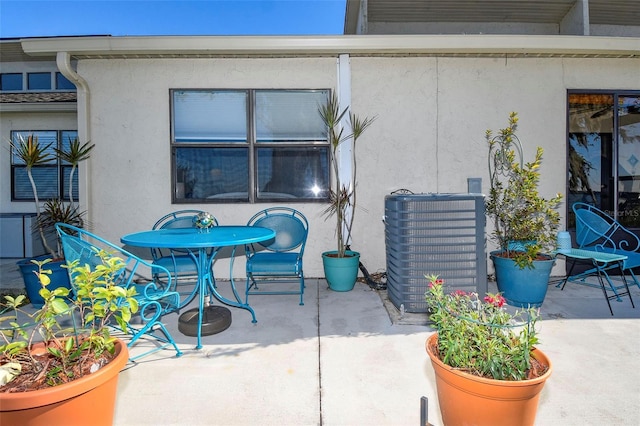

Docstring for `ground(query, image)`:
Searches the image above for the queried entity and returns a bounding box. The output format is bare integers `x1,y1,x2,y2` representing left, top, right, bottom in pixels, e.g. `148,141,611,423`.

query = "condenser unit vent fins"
384,194,487,313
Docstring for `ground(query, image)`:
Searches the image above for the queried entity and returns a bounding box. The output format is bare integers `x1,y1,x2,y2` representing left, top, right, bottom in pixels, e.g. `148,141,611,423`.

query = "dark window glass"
1,73,22,91
568,91,640,229
27,72,51,90
175,147,249,201
171,89,330,203
11,130,79,201
56,72,75,90
256,147,329,199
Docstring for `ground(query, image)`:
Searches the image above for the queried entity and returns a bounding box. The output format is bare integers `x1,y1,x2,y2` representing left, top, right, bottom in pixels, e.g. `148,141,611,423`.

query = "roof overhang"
345,0,640,34
19,34,640,59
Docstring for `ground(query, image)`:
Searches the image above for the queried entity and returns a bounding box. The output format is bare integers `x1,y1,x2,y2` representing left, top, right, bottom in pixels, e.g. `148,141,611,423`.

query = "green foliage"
8,134,93,258
318,93,375,257
425,275,540,381
0,254,138,388
485,112,563,268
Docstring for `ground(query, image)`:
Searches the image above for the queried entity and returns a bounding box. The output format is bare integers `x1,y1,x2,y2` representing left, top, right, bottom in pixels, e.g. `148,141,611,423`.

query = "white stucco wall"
72,53,639,278
78,57,337,274
348,55,639,276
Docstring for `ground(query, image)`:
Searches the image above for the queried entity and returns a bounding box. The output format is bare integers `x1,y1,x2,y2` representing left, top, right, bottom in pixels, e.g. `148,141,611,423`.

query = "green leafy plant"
485,112,563,268
0,254,137,391
425,274,546,381
318,93,375,257
9,134,94,259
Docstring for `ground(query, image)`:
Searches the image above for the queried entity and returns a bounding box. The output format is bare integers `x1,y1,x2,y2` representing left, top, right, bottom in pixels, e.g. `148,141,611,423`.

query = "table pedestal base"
178,306,232,337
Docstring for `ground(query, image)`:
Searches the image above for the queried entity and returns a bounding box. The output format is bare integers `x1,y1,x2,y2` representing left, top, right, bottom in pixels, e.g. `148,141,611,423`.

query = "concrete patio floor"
1,260,639,425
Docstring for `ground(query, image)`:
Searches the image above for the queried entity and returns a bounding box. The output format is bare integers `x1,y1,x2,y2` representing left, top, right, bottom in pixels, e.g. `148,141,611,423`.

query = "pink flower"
484,294,506,308
426,275,443,288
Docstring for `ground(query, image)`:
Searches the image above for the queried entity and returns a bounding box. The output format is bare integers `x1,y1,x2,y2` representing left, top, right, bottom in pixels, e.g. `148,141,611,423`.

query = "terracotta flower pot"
0,339,129,426
426,333,552,426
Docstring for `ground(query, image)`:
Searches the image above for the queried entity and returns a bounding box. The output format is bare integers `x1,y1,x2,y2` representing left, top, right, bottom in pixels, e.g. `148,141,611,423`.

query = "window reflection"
171,89,330,203
568,92,640,228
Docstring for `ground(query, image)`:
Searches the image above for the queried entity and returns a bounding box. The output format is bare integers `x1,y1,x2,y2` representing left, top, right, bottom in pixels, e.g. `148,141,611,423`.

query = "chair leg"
127,321,183,360
559,258,578,290
629,269,640,290
593,260,635,315
615,261,635,309
130,322,184,361
298,275,304,306
245,275,256,305
127,302,183,359
593,263,615,316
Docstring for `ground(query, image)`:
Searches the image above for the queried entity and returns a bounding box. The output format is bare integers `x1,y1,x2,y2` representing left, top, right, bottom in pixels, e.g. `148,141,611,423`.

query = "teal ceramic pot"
322,250,360,292
490,251,555,308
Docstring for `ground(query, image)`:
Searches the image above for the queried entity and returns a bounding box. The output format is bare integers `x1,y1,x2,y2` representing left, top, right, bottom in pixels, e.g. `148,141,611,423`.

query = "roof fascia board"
0,103,77,113
21,35,640,57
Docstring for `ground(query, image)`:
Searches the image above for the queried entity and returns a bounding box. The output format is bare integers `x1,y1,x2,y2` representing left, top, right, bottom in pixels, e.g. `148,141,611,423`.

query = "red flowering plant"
425,274,544,380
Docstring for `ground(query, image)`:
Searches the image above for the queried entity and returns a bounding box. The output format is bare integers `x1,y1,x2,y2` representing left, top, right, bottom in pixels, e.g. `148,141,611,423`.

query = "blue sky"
0,0,347,38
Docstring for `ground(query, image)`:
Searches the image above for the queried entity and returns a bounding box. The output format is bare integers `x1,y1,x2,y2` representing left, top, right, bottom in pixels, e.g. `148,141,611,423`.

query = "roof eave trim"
20,35,640,58
0,103,77,113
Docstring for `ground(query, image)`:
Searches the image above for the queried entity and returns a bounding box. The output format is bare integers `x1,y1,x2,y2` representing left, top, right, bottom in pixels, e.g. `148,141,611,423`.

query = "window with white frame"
10,130,79,201
171,89,330,203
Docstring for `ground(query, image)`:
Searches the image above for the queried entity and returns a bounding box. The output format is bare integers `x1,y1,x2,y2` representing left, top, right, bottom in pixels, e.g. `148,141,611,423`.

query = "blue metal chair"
56,223,183,360
245,207,308,305
556,202,639,314
573,202,640,290
151,210,218,293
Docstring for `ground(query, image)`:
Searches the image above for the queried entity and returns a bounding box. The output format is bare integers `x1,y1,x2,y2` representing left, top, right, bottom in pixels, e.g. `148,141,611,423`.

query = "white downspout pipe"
56,52,92,225
337,53,353,246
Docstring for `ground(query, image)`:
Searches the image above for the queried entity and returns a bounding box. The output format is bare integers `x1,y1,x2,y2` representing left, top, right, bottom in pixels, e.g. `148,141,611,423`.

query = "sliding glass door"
567,91,640,229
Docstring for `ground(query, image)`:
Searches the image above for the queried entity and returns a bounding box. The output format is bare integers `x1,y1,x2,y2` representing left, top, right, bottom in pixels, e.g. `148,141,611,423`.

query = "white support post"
337,53,354,246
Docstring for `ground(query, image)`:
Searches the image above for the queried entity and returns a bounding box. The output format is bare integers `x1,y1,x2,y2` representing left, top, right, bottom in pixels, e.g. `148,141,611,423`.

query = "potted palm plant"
318,93,375,291
425,275,552,426
485,112,563,307
10,134,94,307
0,253,136,425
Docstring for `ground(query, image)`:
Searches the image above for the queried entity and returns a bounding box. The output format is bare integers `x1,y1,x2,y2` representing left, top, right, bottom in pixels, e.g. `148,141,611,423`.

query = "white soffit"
20,35,640,58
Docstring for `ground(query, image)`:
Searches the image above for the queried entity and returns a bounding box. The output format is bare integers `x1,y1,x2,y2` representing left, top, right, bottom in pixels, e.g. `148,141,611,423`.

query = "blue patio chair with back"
557,202,638,314
56,223,183,360
573,202,640,289
150,210,218,295
245,207,308,305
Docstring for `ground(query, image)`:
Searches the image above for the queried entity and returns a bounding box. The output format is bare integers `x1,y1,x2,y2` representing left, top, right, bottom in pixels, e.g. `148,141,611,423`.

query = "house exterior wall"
73,53,639,277
349,55,639,277
78,57,337,272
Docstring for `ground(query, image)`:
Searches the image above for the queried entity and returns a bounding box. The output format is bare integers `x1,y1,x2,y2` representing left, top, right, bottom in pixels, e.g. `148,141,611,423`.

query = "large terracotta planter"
426,333,551,426
0,339,129,426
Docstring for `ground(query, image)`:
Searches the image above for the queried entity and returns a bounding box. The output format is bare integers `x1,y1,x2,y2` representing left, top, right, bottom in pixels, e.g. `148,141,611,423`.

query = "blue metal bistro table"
121,226,276,349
